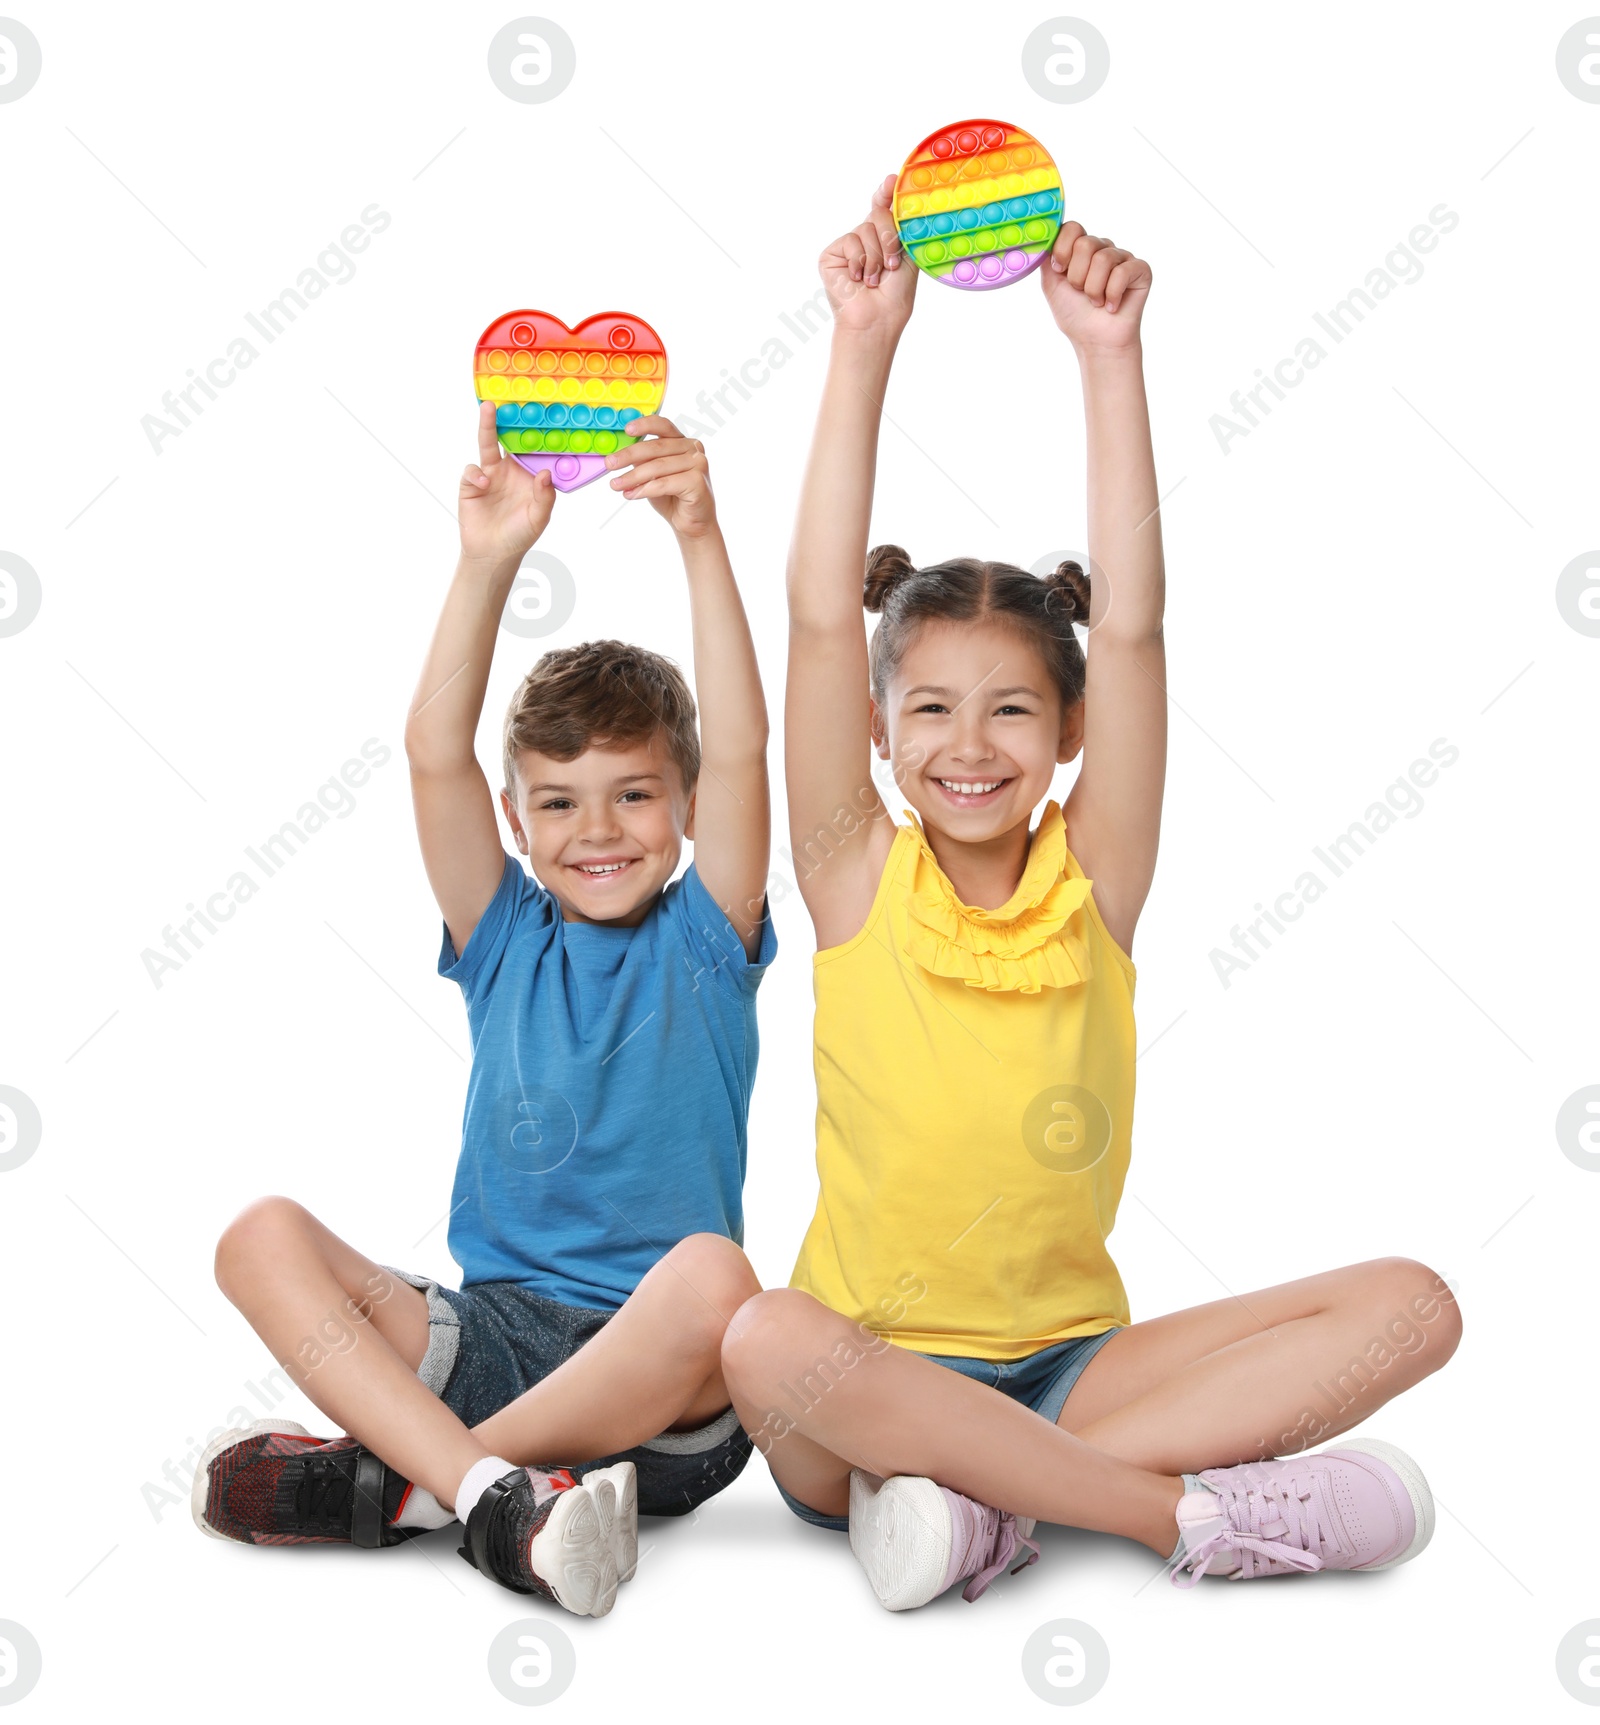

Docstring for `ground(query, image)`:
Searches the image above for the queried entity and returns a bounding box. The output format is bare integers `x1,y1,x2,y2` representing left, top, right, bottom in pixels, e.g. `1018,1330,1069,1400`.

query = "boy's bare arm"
405,404,556,959
603,417,770,956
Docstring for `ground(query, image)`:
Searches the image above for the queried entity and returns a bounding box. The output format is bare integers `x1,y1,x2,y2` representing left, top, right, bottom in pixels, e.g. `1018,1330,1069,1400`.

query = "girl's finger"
1103,256,1148,312
1051,220,1087,272
834,231,867,281
856,220,885,284
1066,233,1106,292
1083,246,1130,306
462,463,489,490
868,178,902,271
475,400,503,468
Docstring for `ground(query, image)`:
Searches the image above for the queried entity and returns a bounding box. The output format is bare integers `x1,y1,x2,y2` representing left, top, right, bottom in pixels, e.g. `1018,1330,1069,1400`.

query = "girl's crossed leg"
720,1256,1460,1563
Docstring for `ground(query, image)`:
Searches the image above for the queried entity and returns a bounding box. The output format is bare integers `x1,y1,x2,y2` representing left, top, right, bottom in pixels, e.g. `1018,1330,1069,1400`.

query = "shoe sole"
848,1471,956,1612
1334,1439,1435,1570
581,1462,639,1582
530,1482,620,1618
190,1419,315,1543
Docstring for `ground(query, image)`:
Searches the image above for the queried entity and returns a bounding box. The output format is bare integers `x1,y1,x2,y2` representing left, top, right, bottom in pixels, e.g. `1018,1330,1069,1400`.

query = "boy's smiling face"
502,729,693,925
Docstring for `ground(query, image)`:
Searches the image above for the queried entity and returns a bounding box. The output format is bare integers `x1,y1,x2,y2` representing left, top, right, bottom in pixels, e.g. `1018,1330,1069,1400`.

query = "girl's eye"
915,703,949,715
996,705,1031,717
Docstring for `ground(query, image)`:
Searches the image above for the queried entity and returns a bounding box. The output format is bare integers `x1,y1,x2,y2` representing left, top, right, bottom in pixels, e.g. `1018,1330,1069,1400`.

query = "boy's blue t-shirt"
438,851,776,1310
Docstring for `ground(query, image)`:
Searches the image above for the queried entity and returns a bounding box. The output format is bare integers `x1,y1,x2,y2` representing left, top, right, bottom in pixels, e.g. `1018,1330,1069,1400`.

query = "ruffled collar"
901,801,1093,994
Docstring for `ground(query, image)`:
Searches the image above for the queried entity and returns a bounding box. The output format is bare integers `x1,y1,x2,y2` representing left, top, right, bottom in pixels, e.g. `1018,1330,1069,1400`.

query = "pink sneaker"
1171,1439,1435,1587
848,1470,1040,1611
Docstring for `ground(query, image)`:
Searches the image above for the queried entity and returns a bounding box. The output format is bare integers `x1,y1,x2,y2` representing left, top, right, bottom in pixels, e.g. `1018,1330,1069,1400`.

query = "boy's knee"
664,1232,761,1320
214,1195,311,1297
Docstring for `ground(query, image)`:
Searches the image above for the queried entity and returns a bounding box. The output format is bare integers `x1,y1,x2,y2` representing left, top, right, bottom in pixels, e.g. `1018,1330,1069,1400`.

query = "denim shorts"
389,1267,751,1518
775,1327,1120,1532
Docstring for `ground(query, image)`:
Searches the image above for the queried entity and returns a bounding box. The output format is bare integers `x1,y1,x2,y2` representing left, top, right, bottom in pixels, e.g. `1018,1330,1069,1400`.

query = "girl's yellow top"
789,802,1136,1361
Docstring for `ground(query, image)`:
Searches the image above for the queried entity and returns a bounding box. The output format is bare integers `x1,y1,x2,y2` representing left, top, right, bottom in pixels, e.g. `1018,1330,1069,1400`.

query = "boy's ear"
1057,700,1085,765
500,787,529,854
869,698,890,759
682,784,696,841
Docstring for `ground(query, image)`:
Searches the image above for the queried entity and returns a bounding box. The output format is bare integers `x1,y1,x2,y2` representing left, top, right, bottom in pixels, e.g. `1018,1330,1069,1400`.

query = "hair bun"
1044,558,1091,626
864,543,916,613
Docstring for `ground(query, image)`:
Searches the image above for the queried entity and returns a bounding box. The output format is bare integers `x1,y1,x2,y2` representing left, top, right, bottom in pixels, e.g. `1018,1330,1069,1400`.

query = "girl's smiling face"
873,618,1082,843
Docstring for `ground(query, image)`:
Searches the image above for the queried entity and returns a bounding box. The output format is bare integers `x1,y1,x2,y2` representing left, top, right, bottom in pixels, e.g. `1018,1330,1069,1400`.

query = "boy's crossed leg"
201,1198,758,1608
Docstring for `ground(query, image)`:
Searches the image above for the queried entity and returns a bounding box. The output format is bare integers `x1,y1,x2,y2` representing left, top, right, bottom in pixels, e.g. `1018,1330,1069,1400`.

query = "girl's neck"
922,814,1036,911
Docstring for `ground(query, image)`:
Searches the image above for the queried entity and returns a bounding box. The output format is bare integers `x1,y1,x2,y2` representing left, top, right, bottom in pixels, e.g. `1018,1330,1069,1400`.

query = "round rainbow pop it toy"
472,309,668,492
893,120,1063,291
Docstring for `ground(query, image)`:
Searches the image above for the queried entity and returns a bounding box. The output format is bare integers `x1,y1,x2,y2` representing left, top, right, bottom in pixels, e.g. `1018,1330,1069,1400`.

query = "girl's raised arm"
786,179,918,947
1043,224,1166,957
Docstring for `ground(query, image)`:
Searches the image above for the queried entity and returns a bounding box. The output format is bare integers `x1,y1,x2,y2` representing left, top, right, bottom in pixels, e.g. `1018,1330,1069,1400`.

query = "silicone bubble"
893,120,1062,292
472,310,668,491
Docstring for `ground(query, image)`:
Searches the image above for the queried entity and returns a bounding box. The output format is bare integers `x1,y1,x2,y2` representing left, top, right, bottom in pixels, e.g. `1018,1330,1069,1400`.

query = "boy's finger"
604,436,703,470
476,400,503,468
462,463,490,490
611,450,708,490
616,413,677,440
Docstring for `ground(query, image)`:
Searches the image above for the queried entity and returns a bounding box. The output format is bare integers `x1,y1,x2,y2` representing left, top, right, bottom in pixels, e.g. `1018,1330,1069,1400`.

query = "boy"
193,405,775,1618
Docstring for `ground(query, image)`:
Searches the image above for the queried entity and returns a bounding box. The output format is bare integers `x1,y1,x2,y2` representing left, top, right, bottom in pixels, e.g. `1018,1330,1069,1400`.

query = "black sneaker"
191,1421,422,1548
458,1466,627,1616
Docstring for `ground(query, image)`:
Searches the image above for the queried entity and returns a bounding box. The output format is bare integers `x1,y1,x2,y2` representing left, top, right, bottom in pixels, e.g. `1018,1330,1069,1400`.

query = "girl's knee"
720,1288,831,1384
1363,1256,1462,1371
213,1195,312,1296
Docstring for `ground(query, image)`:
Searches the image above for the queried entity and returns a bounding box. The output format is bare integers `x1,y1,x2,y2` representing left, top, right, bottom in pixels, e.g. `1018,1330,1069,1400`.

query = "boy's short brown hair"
501,639,701,796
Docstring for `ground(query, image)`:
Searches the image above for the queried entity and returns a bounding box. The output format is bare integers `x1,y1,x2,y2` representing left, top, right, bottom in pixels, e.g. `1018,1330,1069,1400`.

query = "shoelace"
956,1502,1041,1603
290,1452,360,1533
1170,1465,1340,1589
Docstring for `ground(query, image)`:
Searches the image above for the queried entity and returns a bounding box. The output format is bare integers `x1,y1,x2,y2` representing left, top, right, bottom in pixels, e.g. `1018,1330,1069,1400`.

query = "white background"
3,1,1597,1718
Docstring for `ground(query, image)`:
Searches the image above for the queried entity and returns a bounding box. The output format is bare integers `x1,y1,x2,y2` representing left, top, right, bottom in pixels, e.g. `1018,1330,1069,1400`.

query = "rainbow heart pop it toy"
893,120,1063,291
472,310,668,491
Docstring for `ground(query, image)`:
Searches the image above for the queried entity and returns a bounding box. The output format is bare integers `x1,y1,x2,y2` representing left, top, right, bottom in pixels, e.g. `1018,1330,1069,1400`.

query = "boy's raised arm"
405,403,556,959
602,416,769,956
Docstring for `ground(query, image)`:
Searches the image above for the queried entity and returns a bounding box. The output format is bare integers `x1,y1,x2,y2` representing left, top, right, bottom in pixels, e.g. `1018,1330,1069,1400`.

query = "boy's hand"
1040,222,1153,352
820,175,917,339
604,416,717,538
459,400,556,565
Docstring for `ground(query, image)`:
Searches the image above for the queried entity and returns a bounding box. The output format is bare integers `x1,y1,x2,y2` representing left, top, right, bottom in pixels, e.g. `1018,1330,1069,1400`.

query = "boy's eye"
619,790,651,804
540,798,575,811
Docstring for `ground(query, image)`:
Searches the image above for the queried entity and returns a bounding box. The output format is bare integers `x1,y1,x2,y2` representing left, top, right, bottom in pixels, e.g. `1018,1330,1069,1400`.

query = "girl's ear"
1057,700,1085,765
500,788,529,854
869,697,890,759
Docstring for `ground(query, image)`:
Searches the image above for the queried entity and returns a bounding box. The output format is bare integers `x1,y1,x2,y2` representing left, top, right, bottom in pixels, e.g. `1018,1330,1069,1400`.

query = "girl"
720,181,1461,1609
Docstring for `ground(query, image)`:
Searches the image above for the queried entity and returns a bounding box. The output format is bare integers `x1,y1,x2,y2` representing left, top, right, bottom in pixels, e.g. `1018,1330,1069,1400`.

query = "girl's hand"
1040,222,1153,352
604,416,717,539
459,400,555,564
820,175,917,339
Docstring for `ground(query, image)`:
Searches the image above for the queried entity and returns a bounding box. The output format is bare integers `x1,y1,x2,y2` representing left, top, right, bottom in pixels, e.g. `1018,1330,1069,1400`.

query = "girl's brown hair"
863,545,1091,709
502,639,700,795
